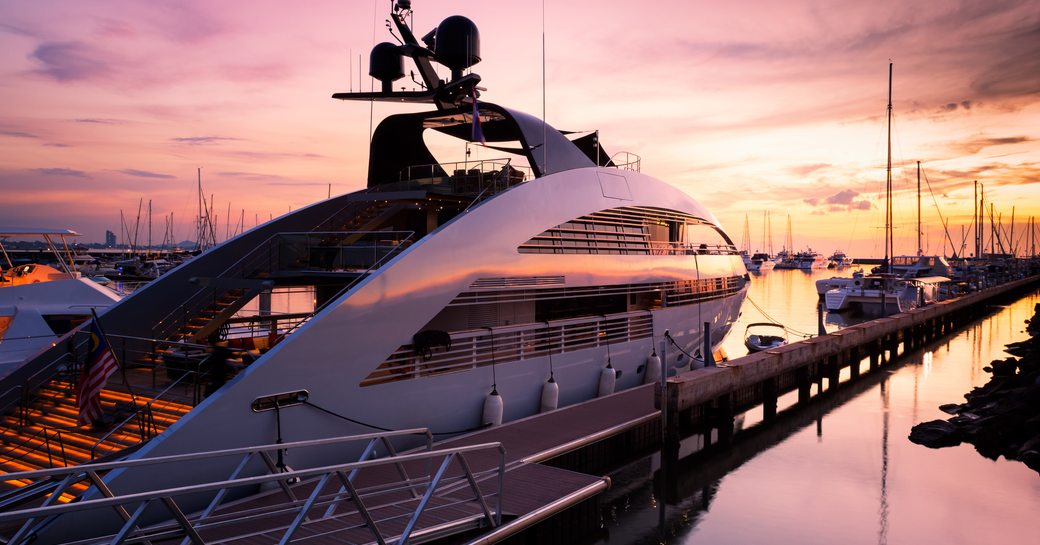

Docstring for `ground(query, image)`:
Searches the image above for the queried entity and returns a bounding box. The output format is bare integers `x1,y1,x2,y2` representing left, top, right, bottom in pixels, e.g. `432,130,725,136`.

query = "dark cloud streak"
115,168,176,179
29,41,113,81
33,167,89,178
171,136,239,145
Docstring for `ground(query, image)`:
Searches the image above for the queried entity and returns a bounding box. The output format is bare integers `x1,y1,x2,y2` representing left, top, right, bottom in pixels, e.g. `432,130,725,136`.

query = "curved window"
518,206,736,255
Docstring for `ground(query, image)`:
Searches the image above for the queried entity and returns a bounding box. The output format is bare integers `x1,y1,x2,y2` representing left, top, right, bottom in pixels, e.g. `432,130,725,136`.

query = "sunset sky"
1,0,1037,258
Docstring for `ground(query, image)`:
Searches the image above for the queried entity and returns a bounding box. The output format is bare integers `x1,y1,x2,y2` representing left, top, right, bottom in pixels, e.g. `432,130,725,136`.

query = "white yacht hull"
98,167,747,499
0,278,120,375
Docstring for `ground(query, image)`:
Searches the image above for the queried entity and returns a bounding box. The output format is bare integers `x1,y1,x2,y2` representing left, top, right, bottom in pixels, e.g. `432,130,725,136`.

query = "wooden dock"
660,274,1040,437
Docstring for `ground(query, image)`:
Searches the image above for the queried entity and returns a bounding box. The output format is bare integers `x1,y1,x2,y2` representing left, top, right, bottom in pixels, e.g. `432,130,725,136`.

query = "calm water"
594,268,1040,545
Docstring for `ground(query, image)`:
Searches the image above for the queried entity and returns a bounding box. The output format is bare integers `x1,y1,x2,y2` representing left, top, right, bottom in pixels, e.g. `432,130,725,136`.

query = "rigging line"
302,400,489,436
745,295,814,338
920,167,957,256
487,327,498,388
546,321,555,376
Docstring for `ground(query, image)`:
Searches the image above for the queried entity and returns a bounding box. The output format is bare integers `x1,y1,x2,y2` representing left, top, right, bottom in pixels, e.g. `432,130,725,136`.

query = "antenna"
541,0,548,176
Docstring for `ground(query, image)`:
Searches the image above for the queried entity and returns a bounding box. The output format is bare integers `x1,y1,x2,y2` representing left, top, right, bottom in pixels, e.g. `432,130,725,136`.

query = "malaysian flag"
77,319,118,426
471,88,486,145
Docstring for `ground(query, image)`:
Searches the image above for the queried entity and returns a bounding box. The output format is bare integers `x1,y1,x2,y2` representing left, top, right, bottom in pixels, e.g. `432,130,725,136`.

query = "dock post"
703,322,715,367
826,355,840,390
714,393,734,445
660,337,678,447
817,301,826,336
869,344,879,370
848,347,861,378
796,365,811,404
762,377,778,420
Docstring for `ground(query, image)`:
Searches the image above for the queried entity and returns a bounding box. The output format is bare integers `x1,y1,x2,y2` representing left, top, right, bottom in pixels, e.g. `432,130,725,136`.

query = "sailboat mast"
973,181,978,258
767,210,774,256
916,161,922,256
885,62,893,273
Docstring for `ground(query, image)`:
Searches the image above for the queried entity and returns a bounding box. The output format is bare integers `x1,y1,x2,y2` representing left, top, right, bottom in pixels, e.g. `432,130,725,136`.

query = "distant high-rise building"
105,230,117,247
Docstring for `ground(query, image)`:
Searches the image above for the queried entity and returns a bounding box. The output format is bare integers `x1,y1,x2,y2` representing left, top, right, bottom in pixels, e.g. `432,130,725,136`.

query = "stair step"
0,424,132,459
35,399,188,426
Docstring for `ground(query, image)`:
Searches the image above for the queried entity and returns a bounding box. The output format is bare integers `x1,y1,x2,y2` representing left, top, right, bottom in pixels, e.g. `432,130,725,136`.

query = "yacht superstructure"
2,4,747,539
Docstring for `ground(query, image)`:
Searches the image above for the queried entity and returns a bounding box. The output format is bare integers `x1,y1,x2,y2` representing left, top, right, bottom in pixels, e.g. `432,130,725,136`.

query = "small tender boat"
744,322,788,352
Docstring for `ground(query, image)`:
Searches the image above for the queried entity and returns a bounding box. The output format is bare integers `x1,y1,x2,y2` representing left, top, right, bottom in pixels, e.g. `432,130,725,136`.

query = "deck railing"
0,429,506,545
363,310,654,386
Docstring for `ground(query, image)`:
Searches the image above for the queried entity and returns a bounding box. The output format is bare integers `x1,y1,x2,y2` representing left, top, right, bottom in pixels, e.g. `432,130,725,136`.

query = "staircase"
0,377,193,501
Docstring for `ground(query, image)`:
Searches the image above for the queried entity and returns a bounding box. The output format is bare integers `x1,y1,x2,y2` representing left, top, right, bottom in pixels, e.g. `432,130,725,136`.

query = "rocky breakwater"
909,303,1040,474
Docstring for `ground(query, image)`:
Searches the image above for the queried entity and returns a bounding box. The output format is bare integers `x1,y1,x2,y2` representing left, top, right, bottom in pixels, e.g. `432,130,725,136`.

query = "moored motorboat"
744,322,788,352
824,273,919,314
828,250,853,268
0,228,122,375
749,252,775,272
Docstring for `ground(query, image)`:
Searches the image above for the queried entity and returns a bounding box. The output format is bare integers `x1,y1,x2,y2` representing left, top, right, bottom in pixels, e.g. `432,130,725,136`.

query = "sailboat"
740,214,754,269
748,211,775,272
825,63,920,314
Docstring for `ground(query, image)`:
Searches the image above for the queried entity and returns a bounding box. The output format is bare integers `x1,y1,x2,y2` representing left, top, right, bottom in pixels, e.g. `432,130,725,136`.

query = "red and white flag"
77,320,118,426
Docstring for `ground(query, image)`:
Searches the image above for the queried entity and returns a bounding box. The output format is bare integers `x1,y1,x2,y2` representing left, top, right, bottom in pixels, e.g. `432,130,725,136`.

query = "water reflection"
591,274,1040,545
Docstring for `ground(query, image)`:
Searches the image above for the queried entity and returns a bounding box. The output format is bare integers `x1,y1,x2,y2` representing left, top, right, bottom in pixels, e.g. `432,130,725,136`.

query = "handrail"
88,372,195,460
0,425,74,468
0,337,86,424
610,151,641,172
278,232,415,339
1,435,503,545
151,229,414,342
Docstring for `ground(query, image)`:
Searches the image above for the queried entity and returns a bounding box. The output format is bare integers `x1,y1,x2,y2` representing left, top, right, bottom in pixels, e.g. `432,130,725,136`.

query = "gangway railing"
0,429,506,545
152,230,414,343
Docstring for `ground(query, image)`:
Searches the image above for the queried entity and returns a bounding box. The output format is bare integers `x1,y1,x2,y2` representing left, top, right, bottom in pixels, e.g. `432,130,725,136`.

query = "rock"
991,358,1018,377
909,420,962,448
938,403,963,415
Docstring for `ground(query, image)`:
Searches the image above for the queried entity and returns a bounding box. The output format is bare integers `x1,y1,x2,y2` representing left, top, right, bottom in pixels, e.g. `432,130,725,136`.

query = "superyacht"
1,3,748,538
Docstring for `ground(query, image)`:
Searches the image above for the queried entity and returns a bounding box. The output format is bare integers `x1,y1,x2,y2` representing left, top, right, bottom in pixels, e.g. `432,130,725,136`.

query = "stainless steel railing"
1,429,505,545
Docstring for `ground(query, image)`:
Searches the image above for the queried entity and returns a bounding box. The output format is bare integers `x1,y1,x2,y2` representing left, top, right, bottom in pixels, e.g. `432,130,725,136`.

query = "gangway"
0,428,508,545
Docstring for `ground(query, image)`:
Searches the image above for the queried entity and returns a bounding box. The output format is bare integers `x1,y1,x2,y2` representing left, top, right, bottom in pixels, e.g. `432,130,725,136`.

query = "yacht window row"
518,206,737,255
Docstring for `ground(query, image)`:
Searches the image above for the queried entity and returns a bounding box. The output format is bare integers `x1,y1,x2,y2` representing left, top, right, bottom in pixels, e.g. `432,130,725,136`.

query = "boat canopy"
365,101,596,187
0,227,81,237
906,275,951,285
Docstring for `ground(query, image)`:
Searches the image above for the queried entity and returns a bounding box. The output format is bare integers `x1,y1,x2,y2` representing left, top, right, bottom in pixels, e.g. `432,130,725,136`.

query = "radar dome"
369,42,404,92
433,15,480,78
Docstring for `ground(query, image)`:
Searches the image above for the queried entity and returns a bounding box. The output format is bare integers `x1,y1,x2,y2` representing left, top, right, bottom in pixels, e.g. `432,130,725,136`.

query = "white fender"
539,376,559,412
597,364,616,397
482,388,504,427
643,353,662,384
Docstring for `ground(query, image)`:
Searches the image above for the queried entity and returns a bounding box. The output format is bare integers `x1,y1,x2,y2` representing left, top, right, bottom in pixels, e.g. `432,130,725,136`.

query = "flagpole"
89,308,140,412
